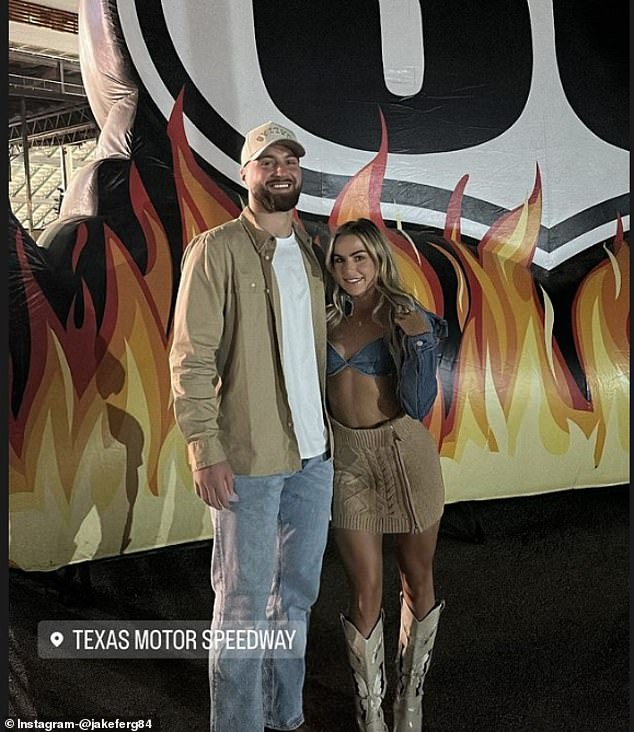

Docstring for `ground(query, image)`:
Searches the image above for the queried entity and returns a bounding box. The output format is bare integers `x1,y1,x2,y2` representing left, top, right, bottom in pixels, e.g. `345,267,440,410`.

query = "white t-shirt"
272,234,327,459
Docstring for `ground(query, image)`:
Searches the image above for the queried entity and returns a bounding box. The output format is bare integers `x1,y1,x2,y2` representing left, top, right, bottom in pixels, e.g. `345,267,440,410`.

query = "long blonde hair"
325,218,419,332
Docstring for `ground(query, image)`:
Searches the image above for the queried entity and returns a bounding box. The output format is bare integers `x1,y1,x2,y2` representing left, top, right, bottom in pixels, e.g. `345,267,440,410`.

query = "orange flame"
436,167,600,461
10,107,241,508
572,216,629,464
328,110,388,232
168,89,240,244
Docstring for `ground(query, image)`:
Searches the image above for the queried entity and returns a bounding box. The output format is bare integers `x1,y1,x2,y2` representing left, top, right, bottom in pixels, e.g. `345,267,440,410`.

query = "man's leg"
209,473,286,732
263,454,334,730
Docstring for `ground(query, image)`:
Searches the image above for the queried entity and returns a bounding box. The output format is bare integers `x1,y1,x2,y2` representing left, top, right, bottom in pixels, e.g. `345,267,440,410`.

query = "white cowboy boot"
341,611,388,732
393,598,444,732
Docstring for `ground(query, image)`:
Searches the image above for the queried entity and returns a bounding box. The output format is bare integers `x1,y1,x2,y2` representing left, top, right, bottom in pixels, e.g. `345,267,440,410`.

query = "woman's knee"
397,552,435,596
349,573,382,605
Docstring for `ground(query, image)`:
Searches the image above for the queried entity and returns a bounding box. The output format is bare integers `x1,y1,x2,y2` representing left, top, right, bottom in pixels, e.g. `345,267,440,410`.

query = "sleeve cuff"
187,438,227,471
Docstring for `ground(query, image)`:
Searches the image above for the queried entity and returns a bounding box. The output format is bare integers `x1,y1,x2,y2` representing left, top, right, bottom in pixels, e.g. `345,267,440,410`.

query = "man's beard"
252,182,301,213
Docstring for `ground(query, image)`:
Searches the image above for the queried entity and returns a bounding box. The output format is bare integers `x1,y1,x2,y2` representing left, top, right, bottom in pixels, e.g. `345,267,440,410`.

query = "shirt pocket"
233,273,270,323
235,277,266,294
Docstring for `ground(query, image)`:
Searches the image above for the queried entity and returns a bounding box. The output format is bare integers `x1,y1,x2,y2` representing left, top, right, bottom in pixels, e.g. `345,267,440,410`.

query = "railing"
9,73,86,97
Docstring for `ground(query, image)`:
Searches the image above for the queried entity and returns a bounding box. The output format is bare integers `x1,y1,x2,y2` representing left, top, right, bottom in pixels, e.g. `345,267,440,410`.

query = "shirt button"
264,254,271,260
250,282,256,288
416,340,424,347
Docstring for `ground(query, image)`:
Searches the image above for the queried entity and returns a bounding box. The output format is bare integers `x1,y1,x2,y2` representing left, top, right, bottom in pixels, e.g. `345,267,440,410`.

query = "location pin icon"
50,631,64,647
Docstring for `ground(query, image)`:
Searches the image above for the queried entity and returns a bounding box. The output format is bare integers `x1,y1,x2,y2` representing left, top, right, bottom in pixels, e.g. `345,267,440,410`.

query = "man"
169,121,333,731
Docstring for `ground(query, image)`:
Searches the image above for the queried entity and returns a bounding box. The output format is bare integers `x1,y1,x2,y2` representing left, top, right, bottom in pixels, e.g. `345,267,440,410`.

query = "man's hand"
193,461,237,510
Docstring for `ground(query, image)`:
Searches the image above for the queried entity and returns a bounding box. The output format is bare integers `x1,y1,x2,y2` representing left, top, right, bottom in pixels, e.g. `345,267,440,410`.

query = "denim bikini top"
326,337,396,377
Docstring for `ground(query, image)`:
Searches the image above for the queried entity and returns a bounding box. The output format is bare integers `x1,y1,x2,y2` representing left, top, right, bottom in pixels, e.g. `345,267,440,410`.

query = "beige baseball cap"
240,121,306,166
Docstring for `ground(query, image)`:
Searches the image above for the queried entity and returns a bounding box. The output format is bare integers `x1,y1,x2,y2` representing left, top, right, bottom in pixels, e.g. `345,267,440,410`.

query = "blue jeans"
209,454,333,731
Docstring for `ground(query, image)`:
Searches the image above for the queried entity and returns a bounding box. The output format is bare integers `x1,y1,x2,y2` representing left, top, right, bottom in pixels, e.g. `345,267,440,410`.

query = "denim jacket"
397,307,448,420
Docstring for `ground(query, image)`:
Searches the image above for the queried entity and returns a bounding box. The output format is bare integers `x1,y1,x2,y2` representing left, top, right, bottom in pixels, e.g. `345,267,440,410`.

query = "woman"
325,218,446,732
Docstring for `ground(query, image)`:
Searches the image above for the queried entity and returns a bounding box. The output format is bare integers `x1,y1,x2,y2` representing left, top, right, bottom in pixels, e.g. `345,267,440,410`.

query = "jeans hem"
263,715,304,731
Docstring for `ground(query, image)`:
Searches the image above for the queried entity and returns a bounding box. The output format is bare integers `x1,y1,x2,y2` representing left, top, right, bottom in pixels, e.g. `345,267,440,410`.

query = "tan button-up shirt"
169,208,331,475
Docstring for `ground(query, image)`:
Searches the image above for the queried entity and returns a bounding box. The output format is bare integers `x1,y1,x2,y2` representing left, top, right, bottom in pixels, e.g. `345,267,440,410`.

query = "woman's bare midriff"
327,368,402,428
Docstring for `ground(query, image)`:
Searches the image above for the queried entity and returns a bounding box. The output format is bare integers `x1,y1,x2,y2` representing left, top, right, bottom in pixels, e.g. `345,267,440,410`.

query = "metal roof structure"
8,0,98,233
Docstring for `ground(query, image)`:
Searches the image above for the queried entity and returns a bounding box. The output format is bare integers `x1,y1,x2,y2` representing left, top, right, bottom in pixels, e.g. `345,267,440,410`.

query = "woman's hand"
394,308,431,336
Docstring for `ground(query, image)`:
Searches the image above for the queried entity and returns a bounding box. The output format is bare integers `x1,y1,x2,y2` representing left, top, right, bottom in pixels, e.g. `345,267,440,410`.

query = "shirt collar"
239,207,311,253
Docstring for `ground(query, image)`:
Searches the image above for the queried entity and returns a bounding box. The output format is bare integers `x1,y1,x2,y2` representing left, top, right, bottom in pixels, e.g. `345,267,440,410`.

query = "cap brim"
245,140,305,165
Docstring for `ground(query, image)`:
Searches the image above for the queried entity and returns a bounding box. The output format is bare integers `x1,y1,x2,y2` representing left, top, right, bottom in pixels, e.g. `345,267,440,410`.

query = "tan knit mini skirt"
331,413,445,534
